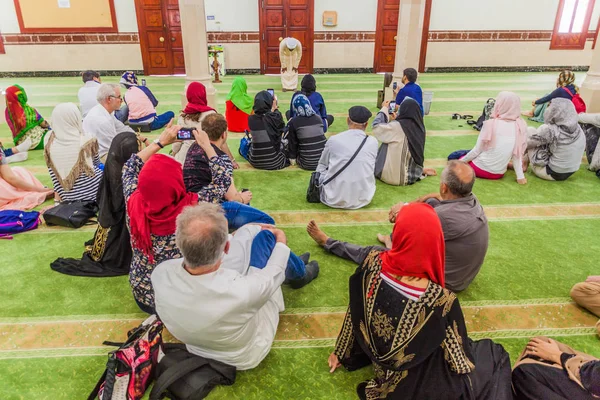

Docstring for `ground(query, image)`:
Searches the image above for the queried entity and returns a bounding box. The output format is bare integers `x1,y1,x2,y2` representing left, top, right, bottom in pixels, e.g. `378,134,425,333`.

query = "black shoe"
298,252,310,264
289,260,319,289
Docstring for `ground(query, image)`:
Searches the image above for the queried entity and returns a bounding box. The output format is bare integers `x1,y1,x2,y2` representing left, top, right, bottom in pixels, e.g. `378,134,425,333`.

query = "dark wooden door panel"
374,0,400,73
259,0,313,75
134,0,186,75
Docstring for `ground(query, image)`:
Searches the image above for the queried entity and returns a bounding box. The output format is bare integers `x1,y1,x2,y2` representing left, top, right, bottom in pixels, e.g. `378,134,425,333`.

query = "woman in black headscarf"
50,132,143,276
371,98,436,186
287,74,334,131
243,91,289,170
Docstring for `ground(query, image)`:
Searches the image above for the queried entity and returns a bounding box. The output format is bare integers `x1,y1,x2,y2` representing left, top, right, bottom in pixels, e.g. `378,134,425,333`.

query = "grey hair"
96,83,120,103
441,160,475,197
175,203,229,269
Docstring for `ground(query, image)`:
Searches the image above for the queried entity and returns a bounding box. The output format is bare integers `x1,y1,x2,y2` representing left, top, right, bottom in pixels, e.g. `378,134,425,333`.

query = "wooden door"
259,0,313,75
374,0,400,73
134,0,185,75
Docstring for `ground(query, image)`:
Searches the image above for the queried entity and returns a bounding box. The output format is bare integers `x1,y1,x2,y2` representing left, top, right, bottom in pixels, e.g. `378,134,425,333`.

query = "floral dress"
122,153,231,309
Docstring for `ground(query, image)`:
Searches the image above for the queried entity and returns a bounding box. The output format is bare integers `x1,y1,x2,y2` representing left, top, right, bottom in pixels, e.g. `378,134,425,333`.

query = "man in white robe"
152,203,318,370
83,83,134,162
316,106,379,209
279,37,302,91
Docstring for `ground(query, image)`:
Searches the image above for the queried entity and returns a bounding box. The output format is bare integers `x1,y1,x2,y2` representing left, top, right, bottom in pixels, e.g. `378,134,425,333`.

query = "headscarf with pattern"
120,71,138,87
292,94,316,118
557,70,578,92
4,85,44,141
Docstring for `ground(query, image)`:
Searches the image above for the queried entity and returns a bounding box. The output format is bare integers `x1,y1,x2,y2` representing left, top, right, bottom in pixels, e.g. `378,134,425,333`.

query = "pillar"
580,46,600,113
178,0,216,109
391,0,427,86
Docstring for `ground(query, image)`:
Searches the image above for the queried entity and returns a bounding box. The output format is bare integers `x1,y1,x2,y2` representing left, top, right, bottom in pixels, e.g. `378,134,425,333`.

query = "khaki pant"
570,281,600,335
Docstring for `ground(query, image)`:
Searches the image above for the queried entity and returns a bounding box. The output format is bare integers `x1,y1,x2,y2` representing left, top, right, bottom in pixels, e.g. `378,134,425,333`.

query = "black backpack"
474,98,496,131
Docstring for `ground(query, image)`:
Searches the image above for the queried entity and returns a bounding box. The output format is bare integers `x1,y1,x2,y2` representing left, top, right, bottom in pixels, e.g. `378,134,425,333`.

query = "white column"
392,0,427,85
580,47,600,113
178,0,216,109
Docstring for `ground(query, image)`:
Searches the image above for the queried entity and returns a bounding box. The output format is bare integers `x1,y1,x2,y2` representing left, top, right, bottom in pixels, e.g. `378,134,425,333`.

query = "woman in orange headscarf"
308,204,512,400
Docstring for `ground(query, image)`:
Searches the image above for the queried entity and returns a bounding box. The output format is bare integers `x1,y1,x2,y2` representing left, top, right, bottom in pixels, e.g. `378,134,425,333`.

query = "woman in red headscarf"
308,204,512,399
172,82,238,168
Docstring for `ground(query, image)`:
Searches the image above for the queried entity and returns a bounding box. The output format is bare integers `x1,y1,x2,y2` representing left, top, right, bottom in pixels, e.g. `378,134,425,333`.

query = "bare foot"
240,191,252,204
377,234,392,249
307,220,329,247
522,110,534,117
423,168,437,176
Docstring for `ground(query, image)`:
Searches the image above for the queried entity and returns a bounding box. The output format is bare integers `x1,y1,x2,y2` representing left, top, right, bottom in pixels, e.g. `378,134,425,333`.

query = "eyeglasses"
109,95,123,101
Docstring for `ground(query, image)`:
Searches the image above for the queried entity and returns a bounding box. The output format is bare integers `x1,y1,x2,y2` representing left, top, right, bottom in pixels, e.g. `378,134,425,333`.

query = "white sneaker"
7,152,28,163
15,137,32,153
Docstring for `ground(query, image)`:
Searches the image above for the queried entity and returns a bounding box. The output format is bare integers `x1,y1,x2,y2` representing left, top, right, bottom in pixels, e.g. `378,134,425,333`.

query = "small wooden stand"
208,49,223,83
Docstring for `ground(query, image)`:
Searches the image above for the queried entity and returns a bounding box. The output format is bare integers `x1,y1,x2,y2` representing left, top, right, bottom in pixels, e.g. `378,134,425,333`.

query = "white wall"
205,0,259,31
115,0,139,32
0,0,21,33
314,0,377,31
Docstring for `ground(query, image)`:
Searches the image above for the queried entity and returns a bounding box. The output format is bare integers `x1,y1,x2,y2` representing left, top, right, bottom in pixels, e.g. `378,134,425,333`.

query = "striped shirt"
287,114,327,171
247,113,289,170
380,272,426,301
48,154,103,202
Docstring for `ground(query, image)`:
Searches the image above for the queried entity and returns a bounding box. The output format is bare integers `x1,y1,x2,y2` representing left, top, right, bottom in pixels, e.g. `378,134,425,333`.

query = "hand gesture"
382,100,390,109
517,178,527,185
389,202,404,223
157,119,180,146
192,129,211,150
328,353,341,373
525,337,562,364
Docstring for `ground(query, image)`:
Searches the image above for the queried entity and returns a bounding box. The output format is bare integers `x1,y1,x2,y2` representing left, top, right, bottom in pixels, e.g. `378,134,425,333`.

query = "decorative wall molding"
1,32,139,45
1,30,597,47
428,30,596,42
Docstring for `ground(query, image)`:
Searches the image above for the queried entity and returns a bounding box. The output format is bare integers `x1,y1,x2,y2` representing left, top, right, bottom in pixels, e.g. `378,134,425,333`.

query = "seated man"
78,70,128,122
83,83,136,162
152,204,319,370
315,106,378,209
183,113,251,204
121,71,174,131
394,67,424,115
512,336,599,399
571,276,600,335
307,161,488,293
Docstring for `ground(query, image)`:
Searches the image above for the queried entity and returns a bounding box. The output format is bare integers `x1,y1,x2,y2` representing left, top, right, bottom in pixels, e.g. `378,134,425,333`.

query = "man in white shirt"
152,203,318,370
78,70,128,122
83,83,135,162
316,106,378,209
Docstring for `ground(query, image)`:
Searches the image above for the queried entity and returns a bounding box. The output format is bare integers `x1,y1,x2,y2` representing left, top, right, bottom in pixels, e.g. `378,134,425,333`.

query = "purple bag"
0,210,40,239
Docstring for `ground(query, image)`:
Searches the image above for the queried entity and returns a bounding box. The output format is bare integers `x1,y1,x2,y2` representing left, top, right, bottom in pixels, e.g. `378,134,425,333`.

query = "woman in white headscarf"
44,103,103,202
526,98,586,181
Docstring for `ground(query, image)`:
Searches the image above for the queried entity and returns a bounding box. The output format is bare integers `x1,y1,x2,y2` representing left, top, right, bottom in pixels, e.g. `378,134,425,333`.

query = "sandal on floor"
466,120,477,125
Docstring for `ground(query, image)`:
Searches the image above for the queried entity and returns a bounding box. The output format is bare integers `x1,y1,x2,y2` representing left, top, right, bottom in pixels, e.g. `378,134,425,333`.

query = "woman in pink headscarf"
448,91,528,184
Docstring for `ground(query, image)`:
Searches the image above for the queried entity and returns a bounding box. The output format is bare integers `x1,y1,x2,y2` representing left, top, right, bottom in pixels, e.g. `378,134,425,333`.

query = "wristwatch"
153,139,164,149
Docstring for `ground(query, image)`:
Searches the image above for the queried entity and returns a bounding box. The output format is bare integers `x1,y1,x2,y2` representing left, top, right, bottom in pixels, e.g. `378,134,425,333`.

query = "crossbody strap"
562,87,575,98
322,135,369,186
149,356,211,400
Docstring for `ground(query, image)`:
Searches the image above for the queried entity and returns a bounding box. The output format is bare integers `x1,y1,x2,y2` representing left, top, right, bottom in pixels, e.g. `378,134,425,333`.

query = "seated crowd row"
0,69,599,399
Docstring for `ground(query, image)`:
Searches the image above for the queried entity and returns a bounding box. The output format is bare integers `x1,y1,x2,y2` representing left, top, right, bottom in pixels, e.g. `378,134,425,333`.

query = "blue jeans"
3,148,14,157
222,201,275,230
448,149,469,160
151,111,176,131
249,230,306,281
114,104,129,123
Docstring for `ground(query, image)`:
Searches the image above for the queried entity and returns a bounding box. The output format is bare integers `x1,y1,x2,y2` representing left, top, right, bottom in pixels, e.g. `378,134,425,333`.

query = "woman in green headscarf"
5,85,49,150
225,77,253,132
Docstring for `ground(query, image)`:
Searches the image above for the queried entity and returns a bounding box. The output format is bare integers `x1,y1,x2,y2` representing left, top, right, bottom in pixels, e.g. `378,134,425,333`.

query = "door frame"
373,0,432,73
258,0,314,75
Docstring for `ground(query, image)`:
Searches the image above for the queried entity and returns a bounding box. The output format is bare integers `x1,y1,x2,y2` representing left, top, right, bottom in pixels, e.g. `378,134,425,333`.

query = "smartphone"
177,128,194,141
389,101,396,114
267,88,275,97
141,79,147,86
393,82,398,91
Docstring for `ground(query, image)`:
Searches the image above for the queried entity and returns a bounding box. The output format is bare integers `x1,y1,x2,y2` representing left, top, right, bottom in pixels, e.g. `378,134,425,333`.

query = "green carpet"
1,72,599,399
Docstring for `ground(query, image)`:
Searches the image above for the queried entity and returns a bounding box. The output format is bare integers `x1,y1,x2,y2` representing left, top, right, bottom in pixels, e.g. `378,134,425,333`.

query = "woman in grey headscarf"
526,98,586,181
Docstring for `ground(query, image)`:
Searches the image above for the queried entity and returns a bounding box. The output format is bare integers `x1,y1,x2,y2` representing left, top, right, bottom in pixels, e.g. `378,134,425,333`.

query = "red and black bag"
89,315,164,400
563,86,587,114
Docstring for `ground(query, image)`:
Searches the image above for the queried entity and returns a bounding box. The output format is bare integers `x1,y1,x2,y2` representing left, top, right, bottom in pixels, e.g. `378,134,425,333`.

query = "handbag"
89,315,164,400
306,135,369,203
43,200,98,229
150,343,236,400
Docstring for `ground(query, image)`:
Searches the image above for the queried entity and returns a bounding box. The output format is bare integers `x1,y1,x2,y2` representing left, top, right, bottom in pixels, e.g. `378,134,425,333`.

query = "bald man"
307,161,488,292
